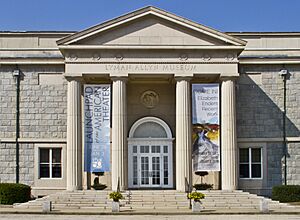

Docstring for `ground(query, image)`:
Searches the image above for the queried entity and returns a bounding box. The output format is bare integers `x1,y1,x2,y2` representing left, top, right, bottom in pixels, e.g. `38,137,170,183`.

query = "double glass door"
128,142,173,188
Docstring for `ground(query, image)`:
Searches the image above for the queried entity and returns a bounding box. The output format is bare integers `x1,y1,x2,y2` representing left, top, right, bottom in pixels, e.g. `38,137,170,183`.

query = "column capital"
111,76,128,82
220,74,239,81
174,76,192,82
65,76,83,83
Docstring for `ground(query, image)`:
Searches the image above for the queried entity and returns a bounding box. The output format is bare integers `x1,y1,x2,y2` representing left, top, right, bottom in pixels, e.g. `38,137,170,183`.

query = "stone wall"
237,64,300,138
0,143,34,185
237,64,300,196
287,142,300,185
0,65,66,185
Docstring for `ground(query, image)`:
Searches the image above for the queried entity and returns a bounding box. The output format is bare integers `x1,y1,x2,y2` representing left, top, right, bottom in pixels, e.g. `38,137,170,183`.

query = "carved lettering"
104,64,196,73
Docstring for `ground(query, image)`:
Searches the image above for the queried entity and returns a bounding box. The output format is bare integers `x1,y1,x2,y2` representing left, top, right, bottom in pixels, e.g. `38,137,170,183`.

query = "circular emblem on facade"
202,54,211,61
140,90,159,109
179,53,188,61
115,54,124,61
92,53,101,61
225,53,235,61
66,54,78,61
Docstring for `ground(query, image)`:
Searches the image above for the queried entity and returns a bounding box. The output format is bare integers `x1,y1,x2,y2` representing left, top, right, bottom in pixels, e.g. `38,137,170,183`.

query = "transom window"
39,148,62,178
239,147,262,179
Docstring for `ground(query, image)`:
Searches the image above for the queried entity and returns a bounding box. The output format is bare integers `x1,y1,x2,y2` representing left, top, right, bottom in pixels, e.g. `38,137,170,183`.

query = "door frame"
127,117,174,189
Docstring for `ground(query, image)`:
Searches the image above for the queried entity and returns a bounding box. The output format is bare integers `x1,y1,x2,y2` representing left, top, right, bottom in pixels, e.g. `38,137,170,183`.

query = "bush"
91,177,107,190
91,183,107,190
272,185,300,203
193,183,213,190
0,183,31,205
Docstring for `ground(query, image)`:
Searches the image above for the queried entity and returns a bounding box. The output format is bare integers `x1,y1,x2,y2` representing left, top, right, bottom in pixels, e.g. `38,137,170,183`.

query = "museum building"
1,6,300,197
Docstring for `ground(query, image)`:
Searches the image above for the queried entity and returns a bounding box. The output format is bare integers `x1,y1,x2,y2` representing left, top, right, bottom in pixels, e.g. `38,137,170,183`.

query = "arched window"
129,117,172,139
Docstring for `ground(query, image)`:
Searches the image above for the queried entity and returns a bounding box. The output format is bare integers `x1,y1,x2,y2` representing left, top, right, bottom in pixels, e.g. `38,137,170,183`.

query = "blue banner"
84,85,111,172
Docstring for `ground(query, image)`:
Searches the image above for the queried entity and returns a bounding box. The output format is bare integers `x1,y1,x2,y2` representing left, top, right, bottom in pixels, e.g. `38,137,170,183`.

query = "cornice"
58,45,245,50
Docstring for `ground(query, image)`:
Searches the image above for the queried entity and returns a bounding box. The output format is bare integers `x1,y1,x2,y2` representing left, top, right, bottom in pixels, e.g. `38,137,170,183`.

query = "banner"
192,84,220,171
84,85,111,172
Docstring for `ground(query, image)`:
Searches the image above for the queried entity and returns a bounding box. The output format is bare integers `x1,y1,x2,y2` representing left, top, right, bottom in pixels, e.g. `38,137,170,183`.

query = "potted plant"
193,183,213,190
91,177,107,190
109,191,124,212
188,191,205,212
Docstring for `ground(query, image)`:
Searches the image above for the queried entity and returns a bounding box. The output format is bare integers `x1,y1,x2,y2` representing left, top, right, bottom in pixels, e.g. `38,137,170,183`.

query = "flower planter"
112,201,120,212
192,200,202,212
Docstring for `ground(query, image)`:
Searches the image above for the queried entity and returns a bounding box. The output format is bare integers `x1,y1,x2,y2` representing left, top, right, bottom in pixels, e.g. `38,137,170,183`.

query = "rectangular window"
239,147,262,179
39,148,62,178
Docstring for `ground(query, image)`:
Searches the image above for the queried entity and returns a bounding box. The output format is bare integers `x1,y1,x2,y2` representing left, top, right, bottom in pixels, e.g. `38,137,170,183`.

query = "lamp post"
13,69,21,184
279,69,288,185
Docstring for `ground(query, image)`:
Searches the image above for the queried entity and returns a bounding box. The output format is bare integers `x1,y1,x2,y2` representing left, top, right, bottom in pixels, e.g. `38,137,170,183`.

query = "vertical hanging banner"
192,84,220,171
84,85,111,172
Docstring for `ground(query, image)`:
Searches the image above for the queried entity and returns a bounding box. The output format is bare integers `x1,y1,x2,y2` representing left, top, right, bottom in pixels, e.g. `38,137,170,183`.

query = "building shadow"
236,70,300,196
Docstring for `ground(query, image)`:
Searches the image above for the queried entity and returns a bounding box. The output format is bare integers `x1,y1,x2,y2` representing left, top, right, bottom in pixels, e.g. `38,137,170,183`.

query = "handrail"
126,190,132,205
117,177,120,193
185,177,192,209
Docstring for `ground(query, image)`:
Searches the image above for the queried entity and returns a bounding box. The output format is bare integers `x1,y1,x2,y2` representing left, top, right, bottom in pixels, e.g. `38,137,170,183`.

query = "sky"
1,0,300,32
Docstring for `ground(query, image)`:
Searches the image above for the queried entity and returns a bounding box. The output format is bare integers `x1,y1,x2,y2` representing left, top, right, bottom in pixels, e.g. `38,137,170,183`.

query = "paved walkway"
1,205,300,215
1,214,300,220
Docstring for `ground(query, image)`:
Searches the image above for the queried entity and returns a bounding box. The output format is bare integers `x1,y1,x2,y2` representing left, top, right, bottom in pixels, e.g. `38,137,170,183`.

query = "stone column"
175,77,192,192
111,77,127,191
66,78,82,191
221,78,238,190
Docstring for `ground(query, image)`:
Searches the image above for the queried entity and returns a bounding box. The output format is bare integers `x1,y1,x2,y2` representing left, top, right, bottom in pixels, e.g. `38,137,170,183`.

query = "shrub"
193,183,213,190
0,183,31,205
188,192,205,202
109,191,124,202
272,185,300,203
91,177,107,190
91,183,107,190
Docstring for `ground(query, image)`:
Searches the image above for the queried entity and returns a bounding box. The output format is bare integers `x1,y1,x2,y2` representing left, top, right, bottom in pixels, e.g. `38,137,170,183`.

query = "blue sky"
1,0,300,32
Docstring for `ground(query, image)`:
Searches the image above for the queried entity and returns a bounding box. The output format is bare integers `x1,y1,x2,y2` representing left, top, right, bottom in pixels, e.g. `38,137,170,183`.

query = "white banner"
84,85,111,172
192,84,220,171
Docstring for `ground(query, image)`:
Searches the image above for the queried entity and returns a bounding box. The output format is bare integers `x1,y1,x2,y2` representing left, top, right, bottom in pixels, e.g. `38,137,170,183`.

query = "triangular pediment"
75,15,230,46
57,6,246,47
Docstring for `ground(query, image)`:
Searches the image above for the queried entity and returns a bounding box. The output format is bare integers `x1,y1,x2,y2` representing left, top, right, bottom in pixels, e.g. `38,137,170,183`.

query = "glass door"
151,156,160,186
140,156,150,185
128,142,173,188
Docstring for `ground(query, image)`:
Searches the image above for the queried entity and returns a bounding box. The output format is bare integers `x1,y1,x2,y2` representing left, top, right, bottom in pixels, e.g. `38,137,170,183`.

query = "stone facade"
0,143,34,185
0,65,67,139
0,7,300,197
0,65,67,186
237,65,300,195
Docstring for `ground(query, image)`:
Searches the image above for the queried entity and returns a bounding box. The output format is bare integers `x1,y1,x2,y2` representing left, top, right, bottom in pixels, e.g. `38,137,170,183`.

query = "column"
221,78,238,190
66,78,82,191
111,77,127,191
176,77,192,192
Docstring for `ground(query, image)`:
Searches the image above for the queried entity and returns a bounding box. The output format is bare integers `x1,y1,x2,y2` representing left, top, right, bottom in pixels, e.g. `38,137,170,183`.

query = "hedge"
272,185,300,203
0,183,31,205
193,183,213,190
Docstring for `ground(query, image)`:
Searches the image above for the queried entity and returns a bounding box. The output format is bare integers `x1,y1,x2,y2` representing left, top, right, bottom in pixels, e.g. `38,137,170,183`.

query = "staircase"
14,190,299,212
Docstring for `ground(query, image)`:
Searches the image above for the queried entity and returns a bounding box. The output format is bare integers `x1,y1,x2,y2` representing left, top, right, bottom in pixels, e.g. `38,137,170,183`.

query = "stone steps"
14,190,299,212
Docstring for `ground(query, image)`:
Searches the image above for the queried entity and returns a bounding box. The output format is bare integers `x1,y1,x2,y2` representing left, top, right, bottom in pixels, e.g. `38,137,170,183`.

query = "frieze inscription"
105,64,197,72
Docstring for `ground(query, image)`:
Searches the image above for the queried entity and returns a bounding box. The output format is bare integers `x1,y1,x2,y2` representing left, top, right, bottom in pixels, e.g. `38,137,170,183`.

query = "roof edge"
57,6,246,46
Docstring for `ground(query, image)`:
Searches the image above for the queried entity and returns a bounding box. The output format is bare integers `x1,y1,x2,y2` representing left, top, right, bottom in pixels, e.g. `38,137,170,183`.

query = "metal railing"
126,190,132,205
117,177,120,193
185,177,192,209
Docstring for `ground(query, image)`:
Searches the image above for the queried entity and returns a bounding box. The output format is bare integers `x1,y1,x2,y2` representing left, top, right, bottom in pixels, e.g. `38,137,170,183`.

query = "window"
239,147,262,179
39,148,62,178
